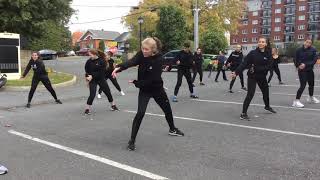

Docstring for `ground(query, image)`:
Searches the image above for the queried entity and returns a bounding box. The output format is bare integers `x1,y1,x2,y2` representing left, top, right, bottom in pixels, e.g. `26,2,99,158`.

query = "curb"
3,73,77,91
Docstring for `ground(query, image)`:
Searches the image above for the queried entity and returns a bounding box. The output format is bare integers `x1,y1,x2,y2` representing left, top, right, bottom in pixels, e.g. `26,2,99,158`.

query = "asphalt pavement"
1,56,320,180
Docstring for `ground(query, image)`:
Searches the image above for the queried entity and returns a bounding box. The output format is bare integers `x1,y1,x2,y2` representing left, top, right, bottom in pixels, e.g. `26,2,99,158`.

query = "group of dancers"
21,37,319,150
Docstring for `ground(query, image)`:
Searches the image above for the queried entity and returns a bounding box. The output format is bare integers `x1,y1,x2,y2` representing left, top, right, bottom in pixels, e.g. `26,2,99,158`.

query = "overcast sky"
68,0,141,33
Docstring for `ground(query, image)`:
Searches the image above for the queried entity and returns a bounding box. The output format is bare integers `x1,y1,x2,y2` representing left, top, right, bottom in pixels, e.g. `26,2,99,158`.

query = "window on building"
298,25,305,30
252,11,258,16
233,39,238,43
243,21,248,25
298,34,305,39
242,29,248,34
252,20,258,25
298,15,305,21
274,36,280,41
275,0,281,4
275,18,281,23
275,27,281,32
242,38,248,42
252,37,258,42
252,28,258,33
299,6,305,11
275,9,281,14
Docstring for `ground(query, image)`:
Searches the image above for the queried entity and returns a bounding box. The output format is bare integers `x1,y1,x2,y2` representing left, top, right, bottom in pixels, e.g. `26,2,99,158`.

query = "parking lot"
1,57,320,180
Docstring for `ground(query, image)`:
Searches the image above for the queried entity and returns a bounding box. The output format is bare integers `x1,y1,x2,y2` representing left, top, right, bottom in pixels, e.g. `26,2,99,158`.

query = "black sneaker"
192,83,195,87
240,113,250,121
190,94,199,99
215,80,218,82
26,103,31,108
168,128,184,136
55,99,62,104
200,82,205,86
84,109,91,115
111,105,119,111
265,107,276,113
229,90,234,93
279,82,284,85
241,87,247,91
127,140,136,151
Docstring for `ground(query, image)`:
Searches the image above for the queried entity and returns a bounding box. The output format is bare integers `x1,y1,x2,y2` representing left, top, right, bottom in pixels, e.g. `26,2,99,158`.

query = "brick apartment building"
230,0,320,55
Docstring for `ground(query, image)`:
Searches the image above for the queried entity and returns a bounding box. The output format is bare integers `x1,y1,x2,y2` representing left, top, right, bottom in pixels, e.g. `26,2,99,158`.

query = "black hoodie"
22,59,48,78
193,52,203,66
295,46,318,71
85,57,107,80
226,51,243,71
235,48,272,79
118,51,164,92
176,50,194,68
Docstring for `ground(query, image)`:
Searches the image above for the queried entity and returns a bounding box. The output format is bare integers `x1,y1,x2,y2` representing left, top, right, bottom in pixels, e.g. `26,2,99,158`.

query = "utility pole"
193,0,200,51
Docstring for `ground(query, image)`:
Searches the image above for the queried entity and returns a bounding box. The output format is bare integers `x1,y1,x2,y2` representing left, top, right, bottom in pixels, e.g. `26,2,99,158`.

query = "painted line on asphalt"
256,92,320,97
124,110,320,139
191,99,320,112
269,84,320,88
8,130,169,180
296,79,320,82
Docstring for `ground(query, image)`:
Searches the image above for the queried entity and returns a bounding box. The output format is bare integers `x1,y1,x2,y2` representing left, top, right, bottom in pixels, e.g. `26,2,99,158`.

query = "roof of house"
114,32,130,42
79,29,121,41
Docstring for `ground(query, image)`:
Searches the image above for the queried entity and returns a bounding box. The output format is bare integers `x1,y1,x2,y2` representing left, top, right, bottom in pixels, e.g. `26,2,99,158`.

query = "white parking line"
124,110,320,139
191,99,320,112
256,92,320,97
8,130,169,180
296,79,320,82
269,84,320,88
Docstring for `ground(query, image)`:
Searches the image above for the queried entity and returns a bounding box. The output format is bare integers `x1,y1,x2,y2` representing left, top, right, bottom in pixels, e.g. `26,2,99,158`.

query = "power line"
68,8,158,25
71,5,137,8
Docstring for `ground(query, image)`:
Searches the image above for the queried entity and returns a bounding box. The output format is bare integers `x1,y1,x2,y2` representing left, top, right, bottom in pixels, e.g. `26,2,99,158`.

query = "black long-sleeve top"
85,57,107,80
105,58,115,77
226,51,243,71
235,48,272,79
193,53,203,66
176,50,194,68
118,51,164,92
22,59,48,78
295,46,318,71
270,56,281,69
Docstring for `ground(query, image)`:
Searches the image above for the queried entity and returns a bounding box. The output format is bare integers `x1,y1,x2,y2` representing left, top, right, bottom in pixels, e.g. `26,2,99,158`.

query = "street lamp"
138,16,144,50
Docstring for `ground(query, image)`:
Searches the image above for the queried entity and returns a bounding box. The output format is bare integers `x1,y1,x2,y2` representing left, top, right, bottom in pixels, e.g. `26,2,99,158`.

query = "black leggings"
98,76,122,94
28,76,58,103
192,65,203,83
130,89,176,142
215,67,227,81
267,66,282,83
242,77,270,114
174,67,194,96
87,79,113,105
296,70,314,99
229,71,244,90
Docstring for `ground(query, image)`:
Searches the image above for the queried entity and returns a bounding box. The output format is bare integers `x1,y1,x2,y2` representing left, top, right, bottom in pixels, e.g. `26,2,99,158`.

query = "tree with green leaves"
313,40,320,52
200,26,228,54
156,5,188,52
0,0,73,49
99,40,106,52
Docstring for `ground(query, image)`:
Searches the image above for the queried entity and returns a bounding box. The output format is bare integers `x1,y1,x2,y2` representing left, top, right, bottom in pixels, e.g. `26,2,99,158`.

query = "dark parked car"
162,50,180,71
76,48,90,56
39,49,57,60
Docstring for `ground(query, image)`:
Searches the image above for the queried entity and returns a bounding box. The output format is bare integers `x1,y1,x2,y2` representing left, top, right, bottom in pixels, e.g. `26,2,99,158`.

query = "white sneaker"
292,100,304,108
120,91,125,96
307,96,320,104
97,94,102,99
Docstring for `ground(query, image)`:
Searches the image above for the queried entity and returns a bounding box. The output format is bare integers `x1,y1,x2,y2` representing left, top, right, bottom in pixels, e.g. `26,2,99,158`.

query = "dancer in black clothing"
267,48,284,86
192,48,205,86
112,37,184,151
231,37,276,120
172,42,198,102
292,39,320,108
21,52,62,108
226,45,246,93
84,49,119,115
97,51,125,99
215,51,228,82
